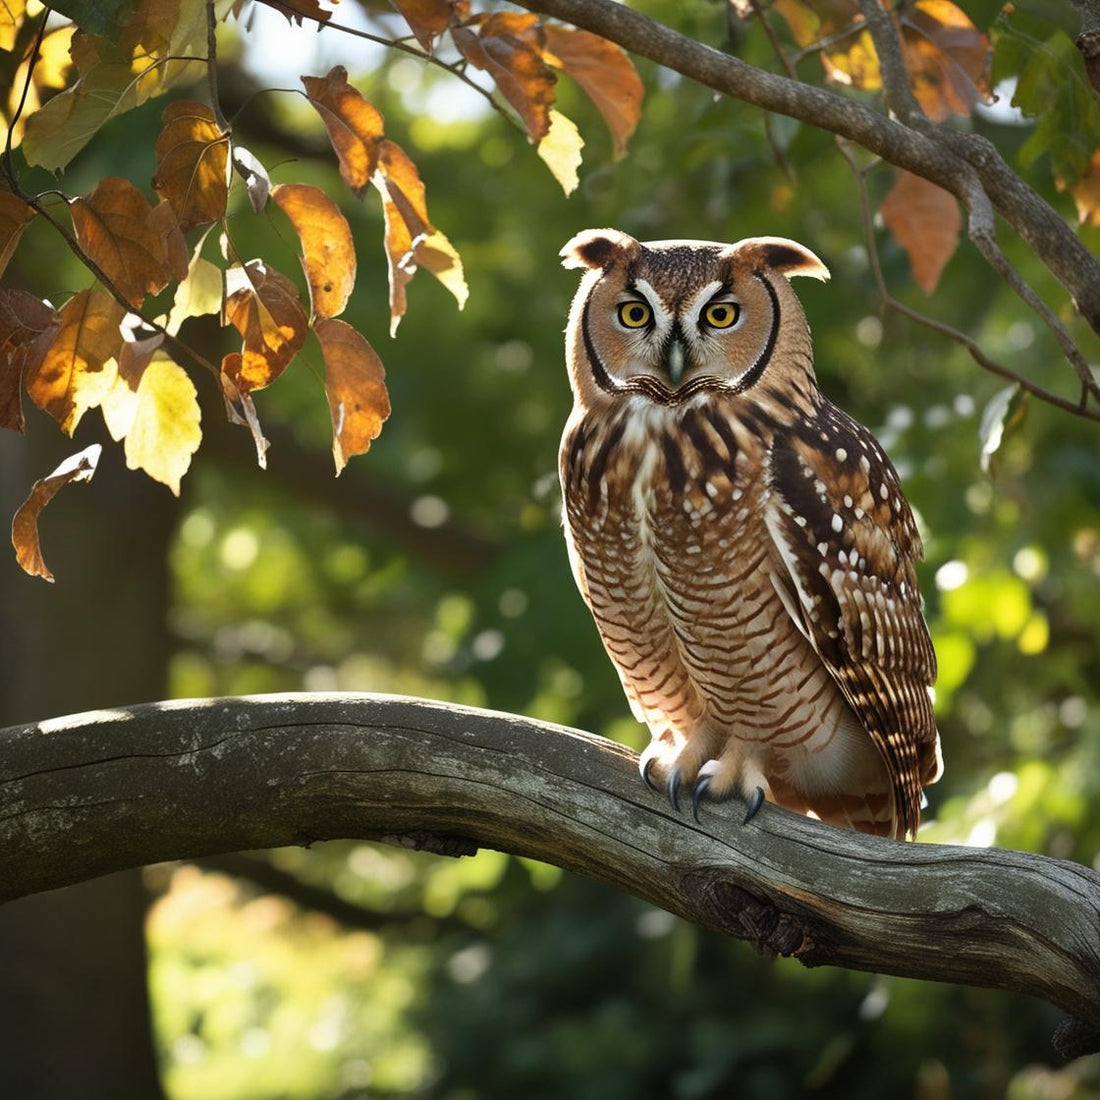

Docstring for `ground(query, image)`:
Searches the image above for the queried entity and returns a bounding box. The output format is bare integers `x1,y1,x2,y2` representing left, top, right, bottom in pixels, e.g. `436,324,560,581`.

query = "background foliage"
2,0,1100,1097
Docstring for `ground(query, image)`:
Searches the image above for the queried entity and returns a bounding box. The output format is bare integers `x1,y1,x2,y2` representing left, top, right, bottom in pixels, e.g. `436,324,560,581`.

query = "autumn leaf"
167,244,223,336
221,369,270,470
880,169,961,294
259,0,335,24
12,443,101,582
122,356,202,495
152,100,229,232
314,317,390,475
389,0,470,52
374,138,468,334
541,25,643,160
26,289,124,434
222,260,308,392
453,13,557,143
301,66,385,198
272,183,356,319
69,177,174,307
536,109,584,195
900,0,990,121
0,0,25,51
232,145,271,214
1062,150,1100,227
0,289,58,433
0,192,35,279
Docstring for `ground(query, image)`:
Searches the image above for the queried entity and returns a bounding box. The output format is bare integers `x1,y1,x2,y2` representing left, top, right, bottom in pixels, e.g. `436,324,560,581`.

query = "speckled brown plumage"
558,229,941,839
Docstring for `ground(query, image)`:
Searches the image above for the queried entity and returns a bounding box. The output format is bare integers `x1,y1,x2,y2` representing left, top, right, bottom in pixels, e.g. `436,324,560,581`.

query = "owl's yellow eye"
703,302,740,329
617,301,652,329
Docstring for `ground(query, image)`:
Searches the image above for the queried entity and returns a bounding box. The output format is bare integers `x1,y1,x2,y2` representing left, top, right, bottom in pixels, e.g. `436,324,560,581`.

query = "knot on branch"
683,872,823,961
378,831,479,859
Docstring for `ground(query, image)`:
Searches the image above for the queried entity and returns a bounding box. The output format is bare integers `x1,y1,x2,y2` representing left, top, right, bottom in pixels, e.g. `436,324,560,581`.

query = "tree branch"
512,0,1100,347
2,693,1099,1057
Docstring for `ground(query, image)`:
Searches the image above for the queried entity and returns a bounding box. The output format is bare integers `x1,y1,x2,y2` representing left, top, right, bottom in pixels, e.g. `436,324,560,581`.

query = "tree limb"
512,0,1100,350
2,694,1099,1057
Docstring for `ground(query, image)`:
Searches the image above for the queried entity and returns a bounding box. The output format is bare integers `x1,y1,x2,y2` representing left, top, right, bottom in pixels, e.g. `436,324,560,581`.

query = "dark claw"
666,770,681,813
640,755,658,793
691,776,710,823
743,786,765,825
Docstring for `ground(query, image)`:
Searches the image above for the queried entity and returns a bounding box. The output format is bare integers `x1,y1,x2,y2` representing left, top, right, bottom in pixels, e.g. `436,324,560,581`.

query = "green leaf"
978,383,1025,473
46,0,137,37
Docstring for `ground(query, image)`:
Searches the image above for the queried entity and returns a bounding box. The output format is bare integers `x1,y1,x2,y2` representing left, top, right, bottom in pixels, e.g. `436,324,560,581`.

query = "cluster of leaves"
0,0,643,580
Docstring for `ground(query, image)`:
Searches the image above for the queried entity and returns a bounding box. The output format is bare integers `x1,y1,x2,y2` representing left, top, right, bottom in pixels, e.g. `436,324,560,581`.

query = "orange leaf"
301,66,385,198
259,0,335,24
314,317,390,475
12,443,101,582
152,100,229,232
900,0,990,121
70,177,174,307
541,25,643,159
272,183,356,320
1063,150,1100,228
222,260,308,393
26,289,125,434
374,139,467,334
0,289,59,433
221,369,270,470
880,169,960,294
389,0,470,51
453,14,556,142
0,191,35,279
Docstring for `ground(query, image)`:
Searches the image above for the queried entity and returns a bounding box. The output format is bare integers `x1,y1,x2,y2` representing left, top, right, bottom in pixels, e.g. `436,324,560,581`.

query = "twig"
206,0,230,132
857,0,925,125
2,10,47,191
748,0,799,81
836,139,1100,423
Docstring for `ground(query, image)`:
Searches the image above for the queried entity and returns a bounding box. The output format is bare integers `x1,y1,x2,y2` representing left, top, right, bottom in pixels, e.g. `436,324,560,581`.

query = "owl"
558,229,942,840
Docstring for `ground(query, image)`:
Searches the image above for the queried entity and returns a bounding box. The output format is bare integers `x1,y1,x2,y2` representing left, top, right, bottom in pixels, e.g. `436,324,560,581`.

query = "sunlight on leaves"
70,177,175,307
0,0,25,51
123,356,202,495
879,169,960,294
231,145,272,214
153,100,230,233
11,443,101,582
389,0,470,52
314,317,390,475
222,260,308,393
978,384,1026,475
26,288,124,434
541,24,643,160
272,183,356,320
167,246,223,336
301,65,385,198
536,109,583,196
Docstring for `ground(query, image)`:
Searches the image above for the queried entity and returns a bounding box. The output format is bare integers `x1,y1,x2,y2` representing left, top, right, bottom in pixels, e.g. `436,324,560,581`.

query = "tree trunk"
0,414,176,1099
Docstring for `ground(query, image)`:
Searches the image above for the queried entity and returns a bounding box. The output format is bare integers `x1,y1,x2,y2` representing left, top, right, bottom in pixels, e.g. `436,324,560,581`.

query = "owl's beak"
666,337,687,385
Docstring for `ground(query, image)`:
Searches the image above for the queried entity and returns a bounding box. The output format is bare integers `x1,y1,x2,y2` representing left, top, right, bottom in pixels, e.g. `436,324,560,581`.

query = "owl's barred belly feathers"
557,227,942,840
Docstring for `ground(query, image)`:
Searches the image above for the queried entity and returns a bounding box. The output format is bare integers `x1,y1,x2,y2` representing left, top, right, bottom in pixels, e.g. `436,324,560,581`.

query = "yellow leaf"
123,356,201,494
537,109,584,195
99,359,138,442
314,317,390,475
0,0,26,52
271,183,356,319
152,100,229,232
167,250,223,335
11,443,101,582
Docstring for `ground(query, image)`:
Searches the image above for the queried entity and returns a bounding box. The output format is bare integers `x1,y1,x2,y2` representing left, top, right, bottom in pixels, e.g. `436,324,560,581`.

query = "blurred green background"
2,1,1099,1097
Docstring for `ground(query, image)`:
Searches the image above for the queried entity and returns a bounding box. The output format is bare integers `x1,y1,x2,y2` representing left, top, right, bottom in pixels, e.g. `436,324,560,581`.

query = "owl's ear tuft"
561,228,640,271
730,237,830,282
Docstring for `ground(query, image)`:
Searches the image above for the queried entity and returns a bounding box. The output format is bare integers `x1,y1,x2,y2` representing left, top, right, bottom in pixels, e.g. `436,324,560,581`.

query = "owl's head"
560,228,829,409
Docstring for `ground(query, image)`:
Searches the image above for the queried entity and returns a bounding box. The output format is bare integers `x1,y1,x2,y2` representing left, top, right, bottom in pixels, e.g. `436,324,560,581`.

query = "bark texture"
2,693,1099,1058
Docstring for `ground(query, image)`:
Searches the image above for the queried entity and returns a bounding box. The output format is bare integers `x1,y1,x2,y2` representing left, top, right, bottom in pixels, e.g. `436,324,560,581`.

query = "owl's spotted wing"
763,399,941,838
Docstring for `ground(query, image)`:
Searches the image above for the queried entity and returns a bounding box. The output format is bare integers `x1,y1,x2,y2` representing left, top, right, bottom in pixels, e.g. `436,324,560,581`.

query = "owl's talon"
640,755,658,792
690,776,710,823
666,770,681,812
743,785,765,825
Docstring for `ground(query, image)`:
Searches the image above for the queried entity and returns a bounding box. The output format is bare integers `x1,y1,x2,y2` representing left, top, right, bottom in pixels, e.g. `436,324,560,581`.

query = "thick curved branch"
1,694,1099,1057
513,0,1100,345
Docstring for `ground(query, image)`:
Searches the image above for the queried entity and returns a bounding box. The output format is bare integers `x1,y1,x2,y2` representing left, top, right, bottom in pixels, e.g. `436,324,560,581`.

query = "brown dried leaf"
374,139,467,334
301,66,385,198
880,169,961,294
152,100,229,232
389,0,470,52
0,192,35,279
900,0,990,121
259,0,335,24
221,369,270,470
541,25,643,159
314,317,390,475
26,289,125,434
0,289,58,433
222,260,308,393
70,177,173,307
12,443,101,582
271,183,356,320
453,14,556,142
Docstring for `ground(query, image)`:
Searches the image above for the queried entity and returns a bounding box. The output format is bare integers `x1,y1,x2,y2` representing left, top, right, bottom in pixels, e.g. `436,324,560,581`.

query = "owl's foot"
690,764,765,825
640,742,766,825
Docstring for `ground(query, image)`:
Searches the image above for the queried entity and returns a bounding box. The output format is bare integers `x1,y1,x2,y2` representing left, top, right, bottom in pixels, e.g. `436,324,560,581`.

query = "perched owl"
558,229,942,840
